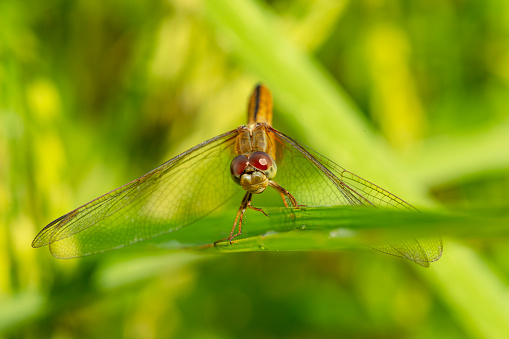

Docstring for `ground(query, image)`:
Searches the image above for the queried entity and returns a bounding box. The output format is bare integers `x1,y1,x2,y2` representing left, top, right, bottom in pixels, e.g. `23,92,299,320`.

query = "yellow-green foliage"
1,0,509,338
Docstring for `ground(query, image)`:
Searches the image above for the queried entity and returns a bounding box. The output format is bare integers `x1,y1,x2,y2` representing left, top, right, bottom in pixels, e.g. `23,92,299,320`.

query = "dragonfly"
32,84,442,266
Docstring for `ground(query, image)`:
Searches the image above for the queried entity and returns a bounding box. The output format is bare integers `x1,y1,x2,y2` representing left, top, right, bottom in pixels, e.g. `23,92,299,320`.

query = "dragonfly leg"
214,192,269,246
268,180,301,208
277,191,290,208
248,201,268,217
228,192,252,243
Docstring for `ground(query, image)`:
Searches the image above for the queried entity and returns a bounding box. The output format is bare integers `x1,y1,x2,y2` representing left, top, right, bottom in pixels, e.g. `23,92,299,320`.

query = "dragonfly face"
32,83,443,266
230,151,277,194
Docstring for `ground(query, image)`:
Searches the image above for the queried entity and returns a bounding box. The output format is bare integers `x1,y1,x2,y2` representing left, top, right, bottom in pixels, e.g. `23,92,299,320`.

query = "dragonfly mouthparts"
240,171,269,194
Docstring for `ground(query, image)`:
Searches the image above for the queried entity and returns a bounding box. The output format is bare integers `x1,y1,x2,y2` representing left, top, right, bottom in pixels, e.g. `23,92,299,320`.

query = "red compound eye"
248,152,273,171
230,155,248,178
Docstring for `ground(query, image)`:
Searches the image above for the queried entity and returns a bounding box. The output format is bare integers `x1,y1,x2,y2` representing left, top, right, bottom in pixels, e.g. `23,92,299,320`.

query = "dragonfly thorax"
230,152,277,194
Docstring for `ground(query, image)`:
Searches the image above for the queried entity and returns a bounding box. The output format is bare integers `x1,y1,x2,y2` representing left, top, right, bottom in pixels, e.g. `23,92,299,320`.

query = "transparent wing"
32,130,240,258
268,126,443,267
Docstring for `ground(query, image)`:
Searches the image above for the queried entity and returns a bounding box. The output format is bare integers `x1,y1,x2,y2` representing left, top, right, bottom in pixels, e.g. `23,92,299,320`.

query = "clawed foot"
213,238,227,246
213,232,241,247
248,204,269,217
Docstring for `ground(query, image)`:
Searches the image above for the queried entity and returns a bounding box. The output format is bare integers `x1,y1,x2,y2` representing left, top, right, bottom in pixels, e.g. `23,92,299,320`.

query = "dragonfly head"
230,152,277,194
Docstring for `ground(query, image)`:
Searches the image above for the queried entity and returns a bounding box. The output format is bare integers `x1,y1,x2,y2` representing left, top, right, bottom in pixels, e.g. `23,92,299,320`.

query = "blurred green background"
2,0,509,338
